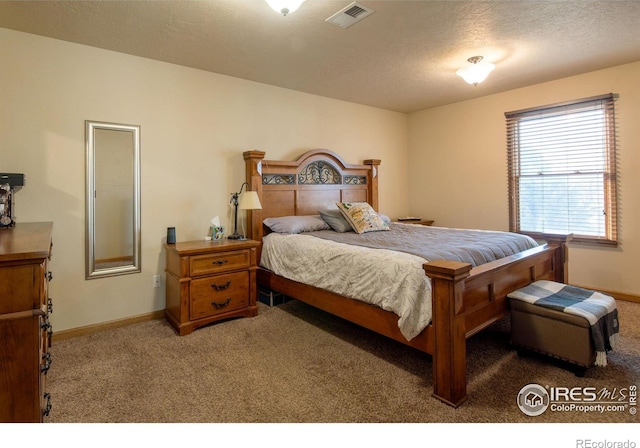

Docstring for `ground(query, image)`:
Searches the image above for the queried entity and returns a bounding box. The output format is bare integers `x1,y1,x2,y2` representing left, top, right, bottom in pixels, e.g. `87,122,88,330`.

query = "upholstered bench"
507,281,619,376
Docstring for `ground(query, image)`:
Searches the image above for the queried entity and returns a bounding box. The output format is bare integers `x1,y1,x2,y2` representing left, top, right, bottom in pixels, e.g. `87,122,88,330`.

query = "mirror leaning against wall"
85,120,141,279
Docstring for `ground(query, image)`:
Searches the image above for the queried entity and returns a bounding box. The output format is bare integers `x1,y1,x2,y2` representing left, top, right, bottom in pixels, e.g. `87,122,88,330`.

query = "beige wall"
408,61,640,296
0,29,409,331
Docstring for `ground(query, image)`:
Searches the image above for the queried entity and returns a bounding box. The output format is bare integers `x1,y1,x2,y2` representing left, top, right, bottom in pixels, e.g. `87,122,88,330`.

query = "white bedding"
260,232,432,340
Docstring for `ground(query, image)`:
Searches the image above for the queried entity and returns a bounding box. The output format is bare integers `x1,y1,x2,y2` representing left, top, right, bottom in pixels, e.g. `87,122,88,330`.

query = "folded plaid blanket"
507,280,619,367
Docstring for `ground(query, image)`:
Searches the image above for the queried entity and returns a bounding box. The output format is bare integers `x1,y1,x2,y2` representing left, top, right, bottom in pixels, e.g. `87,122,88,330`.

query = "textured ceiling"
1,0,639,113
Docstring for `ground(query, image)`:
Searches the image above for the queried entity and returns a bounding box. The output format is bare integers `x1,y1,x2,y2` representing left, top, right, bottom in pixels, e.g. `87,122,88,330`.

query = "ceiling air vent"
325,2,375,29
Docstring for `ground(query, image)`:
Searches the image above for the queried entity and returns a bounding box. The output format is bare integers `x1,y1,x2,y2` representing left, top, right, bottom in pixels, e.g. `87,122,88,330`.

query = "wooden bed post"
541,233,571,283
423,260,473,407
363,159,380,211
243,150,266,243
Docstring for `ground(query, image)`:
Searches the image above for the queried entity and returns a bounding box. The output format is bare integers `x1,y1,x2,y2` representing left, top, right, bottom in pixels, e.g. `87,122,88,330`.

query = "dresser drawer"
39,313,52,419
0,265,40,314
190,271,249,320
0,314,42,422
190,250,251,277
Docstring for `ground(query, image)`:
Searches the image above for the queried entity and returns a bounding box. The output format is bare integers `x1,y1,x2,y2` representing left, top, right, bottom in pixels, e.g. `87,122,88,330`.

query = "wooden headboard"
243,149,381,242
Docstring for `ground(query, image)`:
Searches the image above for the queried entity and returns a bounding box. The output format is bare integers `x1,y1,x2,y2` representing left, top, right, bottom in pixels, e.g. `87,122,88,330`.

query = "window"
506,93,618,245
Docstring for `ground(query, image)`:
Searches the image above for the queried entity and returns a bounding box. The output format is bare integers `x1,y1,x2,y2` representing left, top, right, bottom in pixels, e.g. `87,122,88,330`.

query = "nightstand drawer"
190,250,251,276
190,271,249,320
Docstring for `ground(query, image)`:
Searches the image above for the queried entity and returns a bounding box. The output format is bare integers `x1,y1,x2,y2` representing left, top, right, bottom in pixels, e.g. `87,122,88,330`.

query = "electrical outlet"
152,274,161,288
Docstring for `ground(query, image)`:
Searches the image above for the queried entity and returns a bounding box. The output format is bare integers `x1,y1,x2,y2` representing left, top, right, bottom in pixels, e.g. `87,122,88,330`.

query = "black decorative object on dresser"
0,173,25,228
164,238,260,336
0,222,54,422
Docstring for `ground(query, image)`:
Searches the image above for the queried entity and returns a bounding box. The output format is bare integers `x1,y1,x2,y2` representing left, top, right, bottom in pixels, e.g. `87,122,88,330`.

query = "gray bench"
509,298,595,376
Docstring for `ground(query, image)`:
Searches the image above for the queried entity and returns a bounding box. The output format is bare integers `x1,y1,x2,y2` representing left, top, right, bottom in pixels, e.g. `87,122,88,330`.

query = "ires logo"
517,384,637,416
517,384,549,416
550,386,632,402
549,386,598,401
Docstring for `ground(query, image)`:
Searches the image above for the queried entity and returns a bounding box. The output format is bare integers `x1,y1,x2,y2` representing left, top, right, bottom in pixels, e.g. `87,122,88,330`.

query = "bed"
242,148,570,407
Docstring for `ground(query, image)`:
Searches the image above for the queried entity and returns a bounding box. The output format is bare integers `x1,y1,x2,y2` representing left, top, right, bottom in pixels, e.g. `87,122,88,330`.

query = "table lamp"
228,182,262,240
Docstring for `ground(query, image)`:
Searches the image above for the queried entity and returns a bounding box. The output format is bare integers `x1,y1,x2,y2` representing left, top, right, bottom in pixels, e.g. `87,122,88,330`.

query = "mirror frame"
85,120,141,279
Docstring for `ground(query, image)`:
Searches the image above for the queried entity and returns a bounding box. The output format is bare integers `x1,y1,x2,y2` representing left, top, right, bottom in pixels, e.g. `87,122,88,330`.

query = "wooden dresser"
164,238,260,336
0,222,53,422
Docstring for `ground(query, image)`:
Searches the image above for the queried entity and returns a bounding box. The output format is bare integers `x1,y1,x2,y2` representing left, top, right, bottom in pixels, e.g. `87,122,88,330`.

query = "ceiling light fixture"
265,0,306,16
456,56,495,86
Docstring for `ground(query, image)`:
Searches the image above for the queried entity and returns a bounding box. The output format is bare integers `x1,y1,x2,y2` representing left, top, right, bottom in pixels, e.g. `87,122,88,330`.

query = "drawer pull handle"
43,393,52,417
213,259,228,266
41,352,52,375
211,297,232,309
211,280,231,291
47,271,53,282
48,297,54,314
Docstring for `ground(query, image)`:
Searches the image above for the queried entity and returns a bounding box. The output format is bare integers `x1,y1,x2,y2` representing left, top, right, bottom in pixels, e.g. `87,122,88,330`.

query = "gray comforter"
308,223,539,267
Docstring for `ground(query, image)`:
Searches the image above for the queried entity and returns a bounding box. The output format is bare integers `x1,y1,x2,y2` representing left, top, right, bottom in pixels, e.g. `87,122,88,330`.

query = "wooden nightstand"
394,219,434,226
164,238,260,336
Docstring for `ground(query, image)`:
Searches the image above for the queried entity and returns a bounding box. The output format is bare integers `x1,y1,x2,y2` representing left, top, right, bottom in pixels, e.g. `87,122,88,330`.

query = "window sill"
519,231,617,248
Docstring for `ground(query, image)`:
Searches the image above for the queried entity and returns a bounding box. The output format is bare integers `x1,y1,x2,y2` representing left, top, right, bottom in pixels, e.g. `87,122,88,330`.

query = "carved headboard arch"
243,149,381,242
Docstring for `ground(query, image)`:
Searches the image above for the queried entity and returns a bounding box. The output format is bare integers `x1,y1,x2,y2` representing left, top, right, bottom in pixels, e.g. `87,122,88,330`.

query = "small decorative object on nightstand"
164,238,261,336
166,227,176,244
395,217,434,226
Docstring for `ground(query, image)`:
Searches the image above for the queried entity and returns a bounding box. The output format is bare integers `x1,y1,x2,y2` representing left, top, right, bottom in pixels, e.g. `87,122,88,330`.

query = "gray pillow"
318,209,354,233
263,215,331,234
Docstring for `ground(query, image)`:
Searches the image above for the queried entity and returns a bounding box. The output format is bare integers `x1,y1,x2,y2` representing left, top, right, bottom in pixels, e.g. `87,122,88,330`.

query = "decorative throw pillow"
335,202,390,234
319,209,354,233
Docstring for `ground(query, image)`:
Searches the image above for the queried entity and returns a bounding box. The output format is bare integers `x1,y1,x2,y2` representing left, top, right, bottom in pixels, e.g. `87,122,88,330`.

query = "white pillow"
319,209,354,233
263,215,331,234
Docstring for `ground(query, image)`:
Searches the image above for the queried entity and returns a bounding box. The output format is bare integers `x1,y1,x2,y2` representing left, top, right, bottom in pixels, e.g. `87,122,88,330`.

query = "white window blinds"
506,93,618,245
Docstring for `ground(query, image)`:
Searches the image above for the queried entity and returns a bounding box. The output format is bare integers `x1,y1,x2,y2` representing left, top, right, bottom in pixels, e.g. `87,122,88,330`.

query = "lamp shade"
265,0,306,16
456,56,495,85
238,191,262,210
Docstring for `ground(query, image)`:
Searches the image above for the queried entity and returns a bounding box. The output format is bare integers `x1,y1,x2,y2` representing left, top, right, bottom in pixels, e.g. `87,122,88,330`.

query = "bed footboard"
424,236,569,407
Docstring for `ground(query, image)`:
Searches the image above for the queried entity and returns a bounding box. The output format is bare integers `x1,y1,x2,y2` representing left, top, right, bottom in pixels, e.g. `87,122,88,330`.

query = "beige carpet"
46,299,639,423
